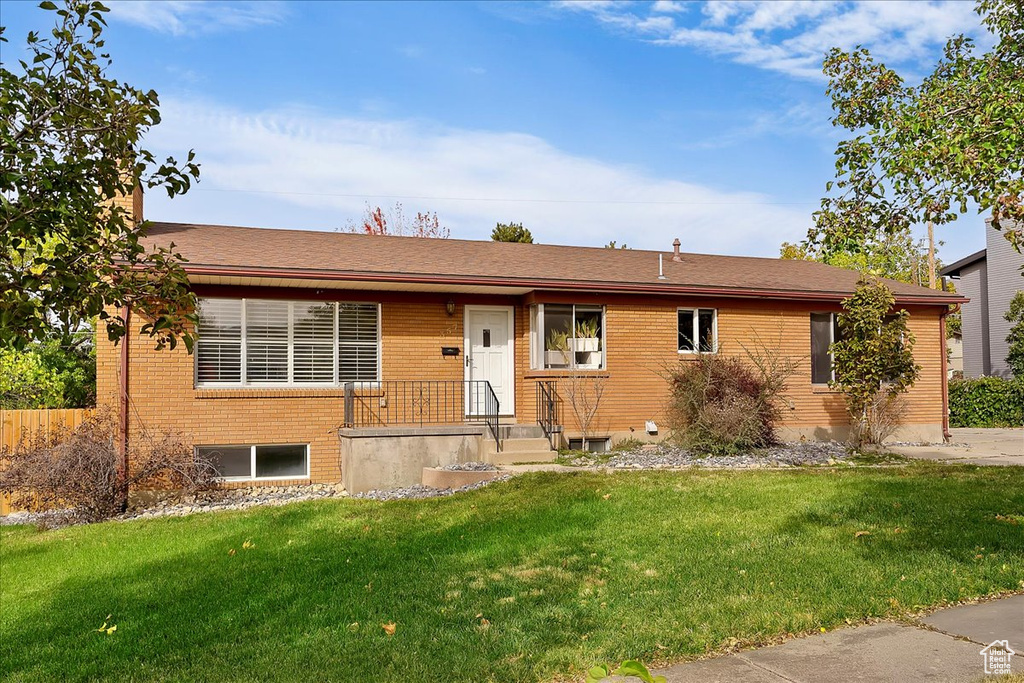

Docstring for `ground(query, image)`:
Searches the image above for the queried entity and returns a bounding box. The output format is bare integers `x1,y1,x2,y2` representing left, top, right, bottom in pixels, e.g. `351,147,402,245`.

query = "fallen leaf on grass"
347,622,359,632
242,539,255,550
381,622,396,636
95,615,117,635
602,494,611,500
854,531,871,538
227,549,236,556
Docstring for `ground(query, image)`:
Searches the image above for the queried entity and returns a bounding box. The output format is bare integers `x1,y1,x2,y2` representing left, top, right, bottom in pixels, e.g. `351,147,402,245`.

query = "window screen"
810,313,840,384
679,309,717,353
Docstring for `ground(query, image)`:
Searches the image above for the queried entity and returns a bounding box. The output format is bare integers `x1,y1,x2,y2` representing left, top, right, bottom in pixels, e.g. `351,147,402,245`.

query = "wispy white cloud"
141,98,813,256
651,1,688,14
106,1,287,36
557,1,990,79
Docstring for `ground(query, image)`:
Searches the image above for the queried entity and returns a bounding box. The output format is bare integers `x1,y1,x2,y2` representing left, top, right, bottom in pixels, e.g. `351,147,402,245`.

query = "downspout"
118,305,131,512
940,307,953,443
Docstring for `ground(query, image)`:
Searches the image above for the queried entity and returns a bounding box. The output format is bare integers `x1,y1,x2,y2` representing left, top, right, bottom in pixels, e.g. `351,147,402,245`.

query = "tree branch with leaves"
1,0,200,351
810,0,1023,254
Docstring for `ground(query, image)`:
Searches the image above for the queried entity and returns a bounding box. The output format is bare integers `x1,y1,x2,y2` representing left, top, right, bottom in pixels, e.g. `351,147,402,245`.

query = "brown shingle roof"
142,222,965,304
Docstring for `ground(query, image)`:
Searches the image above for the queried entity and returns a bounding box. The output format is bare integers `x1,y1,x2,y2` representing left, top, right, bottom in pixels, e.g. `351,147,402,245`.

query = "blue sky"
2,0,992,260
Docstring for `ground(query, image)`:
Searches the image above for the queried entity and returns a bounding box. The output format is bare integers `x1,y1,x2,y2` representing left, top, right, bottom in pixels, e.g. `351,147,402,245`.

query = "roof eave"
181,264,967,306
939,248,987,277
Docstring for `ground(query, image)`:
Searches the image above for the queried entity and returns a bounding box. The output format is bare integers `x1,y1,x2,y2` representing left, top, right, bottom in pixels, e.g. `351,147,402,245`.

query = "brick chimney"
672,238,682,262
111,182,144,226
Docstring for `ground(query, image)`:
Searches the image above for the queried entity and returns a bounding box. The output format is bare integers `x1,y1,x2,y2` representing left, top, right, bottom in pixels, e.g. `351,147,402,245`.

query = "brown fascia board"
180,263,969,306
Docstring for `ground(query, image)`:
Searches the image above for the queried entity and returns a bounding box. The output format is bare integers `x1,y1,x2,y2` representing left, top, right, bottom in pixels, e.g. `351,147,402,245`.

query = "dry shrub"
0,409,217,524
851,391,908,446
667,351,794,455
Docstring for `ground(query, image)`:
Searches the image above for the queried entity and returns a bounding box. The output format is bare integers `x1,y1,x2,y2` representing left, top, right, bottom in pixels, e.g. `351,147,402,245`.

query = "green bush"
948,377,1024,427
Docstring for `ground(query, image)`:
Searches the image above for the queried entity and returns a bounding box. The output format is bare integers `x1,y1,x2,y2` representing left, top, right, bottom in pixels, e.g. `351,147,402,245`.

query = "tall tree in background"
491,222,533,243
810,0,1023,256
343,202,450,238
780,225,939,286
1,0,201,350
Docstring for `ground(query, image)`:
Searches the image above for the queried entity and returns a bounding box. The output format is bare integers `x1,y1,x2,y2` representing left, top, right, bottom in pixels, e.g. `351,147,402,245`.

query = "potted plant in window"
546,328,571,368
572,318,601,352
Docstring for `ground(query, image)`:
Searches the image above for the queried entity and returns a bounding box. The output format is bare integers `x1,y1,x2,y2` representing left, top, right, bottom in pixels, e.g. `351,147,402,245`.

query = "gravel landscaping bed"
0,483,348,528
355,475,513,501
438,461,498,471
564,441,853,469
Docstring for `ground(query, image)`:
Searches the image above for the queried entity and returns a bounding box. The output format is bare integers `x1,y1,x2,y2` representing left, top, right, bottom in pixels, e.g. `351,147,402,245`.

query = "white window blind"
338,303,379,382
196,299,242,384
293,302,336,383
245,300,290,383
196,298,379,386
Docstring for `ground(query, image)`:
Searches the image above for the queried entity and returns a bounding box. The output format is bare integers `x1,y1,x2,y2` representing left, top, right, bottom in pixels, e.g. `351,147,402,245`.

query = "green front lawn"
2,466,1023,682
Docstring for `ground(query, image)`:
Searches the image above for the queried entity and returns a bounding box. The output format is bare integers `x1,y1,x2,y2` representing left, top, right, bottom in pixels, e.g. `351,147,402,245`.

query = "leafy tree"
0,324,94,408
1,0,201,351
831,278,920,446
780,225,939,285
343,202,450,238
490,222,533,243
1004,290,1024,377
810,0,1024,255
604,241,630,249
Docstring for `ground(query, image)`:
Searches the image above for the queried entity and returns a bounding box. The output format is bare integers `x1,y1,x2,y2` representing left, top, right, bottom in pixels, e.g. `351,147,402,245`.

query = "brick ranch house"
96,198,965,493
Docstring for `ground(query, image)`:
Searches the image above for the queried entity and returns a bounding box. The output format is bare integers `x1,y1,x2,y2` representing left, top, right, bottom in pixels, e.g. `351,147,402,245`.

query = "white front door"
464,306,514,416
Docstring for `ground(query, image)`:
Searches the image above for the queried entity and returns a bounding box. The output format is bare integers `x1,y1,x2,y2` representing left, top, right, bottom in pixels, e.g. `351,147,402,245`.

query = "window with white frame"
197,444,309,480
530,304,605,369
195,298,379,386
810,312,840,384
678,308,717,353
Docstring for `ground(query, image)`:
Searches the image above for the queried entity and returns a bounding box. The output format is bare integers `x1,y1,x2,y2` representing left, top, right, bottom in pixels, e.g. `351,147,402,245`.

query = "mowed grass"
2,466,1024,682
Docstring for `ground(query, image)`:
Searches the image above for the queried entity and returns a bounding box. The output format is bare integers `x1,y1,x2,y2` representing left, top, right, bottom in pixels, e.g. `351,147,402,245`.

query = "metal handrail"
535,380,562,450
343,380,501,451
480,381,501,453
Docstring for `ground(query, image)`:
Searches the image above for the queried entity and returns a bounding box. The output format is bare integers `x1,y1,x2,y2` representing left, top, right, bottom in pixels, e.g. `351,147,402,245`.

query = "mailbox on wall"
441,347,461,357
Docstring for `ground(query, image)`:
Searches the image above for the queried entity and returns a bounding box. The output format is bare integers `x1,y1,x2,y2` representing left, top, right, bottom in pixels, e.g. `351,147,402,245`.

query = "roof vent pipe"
672,238,682,262
658,253,667,280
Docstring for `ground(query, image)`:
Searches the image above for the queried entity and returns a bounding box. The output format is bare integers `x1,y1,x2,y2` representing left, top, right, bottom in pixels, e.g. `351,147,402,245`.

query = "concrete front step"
497,424,547,439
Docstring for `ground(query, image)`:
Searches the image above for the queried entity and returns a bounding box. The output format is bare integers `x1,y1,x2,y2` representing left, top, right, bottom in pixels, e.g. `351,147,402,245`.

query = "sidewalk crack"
735,653,802,683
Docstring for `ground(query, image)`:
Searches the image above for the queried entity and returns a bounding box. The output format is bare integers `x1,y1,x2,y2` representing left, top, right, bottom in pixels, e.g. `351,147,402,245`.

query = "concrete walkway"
892,428,1024,466
657,595,1024,682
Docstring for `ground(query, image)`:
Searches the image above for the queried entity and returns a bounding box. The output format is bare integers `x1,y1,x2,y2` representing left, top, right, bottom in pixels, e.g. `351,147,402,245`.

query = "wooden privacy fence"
1,409,92,515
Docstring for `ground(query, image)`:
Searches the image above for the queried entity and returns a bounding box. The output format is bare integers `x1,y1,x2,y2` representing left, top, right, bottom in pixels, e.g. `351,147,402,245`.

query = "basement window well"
197,444,309,481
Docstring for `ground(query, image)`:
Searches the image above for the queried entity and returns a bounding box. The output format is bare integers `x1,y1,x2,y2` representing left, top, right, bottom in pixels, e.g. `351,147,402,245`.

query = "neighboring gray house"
940,221,1024,378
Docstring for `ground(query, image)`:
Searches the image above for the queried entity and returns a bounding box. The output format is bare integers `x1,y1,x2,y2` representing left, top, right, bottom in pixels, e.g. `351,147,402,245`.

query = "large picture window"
198,444,309,481
810,312,840,384
678,308,717,353
530,304,605,369
196,298,379,386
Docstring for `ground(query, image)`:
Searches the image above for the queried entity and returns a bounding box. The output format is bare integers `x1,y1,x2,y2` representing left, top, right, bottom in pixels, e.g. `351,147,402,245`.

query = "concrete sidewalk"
892,428,1024,467
656,595,1024,682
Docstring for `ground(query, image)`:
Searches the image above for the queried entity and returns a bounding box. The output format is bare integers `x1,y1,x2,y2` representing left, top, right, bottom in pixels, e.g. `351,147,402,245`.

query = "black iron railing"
343,380,501,451
535,380,562,450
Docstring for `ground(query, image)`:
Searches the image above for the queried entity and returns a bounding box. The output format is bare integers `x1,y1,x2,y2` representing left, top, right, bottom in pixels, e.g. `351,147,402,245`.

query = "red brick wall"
97,288,947,483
